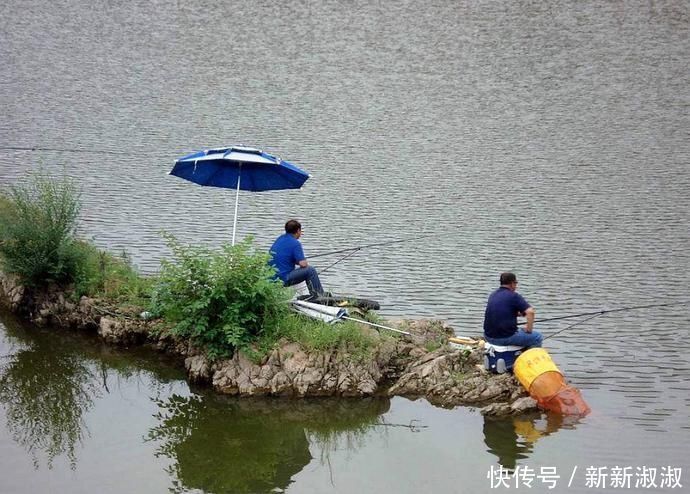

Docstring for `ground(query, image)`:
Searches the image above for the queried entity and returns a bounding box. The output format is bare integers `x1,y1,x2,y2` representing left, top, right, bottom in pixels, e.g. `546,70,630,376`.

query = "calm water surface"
1,0,689,492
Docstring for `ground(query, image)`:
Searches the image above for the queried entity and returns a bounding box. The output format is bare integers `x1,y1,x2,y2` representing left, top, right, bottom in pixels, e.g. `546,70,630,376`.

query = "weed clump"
70,241,153,305
254,313,379,363
0,172,81,287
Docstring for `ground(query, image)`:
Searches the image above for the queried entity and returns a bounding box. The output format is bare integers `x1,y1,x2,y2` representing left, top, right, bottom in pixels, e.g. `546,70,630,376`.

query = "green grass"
70,241,154,306
451,370,469,384
249,312,381,363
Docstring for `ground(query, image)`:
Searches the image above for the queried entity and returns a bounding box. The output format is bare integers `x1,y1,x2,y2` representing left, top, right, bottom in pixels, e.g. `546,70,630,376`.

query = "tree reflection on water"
0,309,393,492
0,309,182,471
0,327,99,469
147,393,391,494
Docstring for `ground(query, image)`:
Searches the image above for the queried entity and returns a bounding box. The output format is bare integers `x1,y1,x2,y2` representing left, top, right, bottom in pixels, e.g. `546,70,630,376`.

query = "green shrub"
0,172,81,287
71,241,153,305
151,235,292,359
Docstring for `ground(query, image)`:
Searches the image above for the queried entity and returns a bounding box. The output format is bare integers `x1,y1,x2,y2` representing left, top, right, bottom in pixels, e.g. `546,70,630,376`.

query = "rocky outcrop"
185,354,212,383
0,273,24,311
388,346,533,410
480,397,539,416
0,272,535,415
98,316,150,345
212,341,386,397
0,273,100,330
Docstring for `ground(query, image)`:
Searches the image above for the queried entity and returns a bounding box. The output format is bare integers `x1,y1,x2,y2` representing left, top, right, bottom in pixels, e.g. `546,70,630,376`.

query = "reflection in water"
0,330,99,469
483,413,581,470
0,309,183,470
147,394,390,494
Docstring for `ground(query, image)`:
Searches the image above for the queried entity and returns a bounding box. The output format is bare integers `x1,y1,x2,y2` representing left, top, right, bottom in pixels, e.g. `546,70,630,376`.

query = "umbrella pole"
231,170,241,245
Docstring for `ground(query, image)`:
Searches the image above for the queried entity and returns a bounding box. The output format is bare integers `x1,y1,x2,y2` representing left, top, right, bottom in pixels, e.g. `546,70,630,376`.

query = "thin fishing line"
0,146,134,155
318,248,361,275
519,301,689,326
544,313,604,340
310,232,440,259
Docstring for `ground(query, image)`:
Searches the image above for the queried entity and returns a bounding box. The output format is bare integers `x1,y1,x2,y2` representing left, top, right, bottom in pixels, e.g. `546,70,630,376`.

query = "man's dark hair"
285,219,301,234
500,272,517,285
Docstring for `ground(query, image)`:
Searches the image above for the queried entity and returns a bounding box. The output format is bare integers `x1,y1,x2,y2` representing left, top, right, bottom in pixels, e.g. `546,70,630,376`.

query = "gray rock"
185,355,211,383
0,273,25,310
98,316,148,345
510,397,538,414
480,403,512,416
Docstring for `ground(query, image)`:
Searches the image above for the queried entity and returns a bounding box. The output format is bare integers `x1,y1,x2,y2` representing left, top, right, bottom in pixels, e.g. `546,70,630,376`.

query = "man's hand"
298,259,309,268
525,306,535,333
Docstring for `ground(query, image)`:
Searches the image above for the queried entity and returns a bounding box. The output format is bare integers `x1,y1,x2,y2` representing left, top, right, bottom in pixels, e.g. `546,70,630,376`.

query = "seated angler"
483,272,543,348
269,219,325,298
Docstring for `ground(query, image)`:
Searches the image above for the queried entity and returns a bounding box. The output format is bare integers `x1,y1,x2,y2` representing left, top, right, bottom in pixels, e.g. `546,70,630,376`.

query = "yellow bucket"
513,348,562,390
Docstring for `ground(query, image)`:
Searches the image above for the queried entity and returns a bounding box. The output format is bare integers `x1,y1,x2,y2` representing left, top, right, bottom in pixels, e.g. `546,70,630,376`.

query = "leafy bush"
0,172,81,287
151,235,292,359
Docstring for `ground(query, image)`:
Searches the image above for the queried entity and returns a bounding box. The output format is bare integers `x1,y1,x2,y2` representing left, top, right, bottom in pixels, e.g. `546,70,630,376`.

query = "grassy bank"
0,172,381,361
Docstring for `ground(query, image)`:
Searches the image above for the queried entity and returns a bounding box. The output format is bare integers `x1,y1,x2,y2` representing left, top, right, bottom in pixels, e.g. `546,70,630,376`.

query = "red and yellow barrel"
514,348,591,416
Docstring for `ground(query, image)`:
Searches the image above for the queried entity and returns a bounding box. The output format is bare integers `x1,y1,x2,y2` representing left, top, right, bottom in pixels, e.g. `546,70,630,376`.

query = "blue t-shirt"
483,287,531,339
269,233,306,282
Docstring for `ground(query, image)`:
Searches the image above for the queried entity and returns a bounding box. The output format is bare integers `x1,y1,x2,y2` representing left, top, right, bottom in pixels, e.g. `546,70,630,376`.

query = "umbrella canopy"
170,145,310,244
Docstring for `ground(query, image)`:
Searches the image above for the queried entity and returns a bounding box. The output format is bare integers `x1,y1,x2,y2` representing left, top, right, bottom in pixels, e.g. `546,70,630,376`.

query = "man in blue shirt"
269,219,324,297
483,272,542,348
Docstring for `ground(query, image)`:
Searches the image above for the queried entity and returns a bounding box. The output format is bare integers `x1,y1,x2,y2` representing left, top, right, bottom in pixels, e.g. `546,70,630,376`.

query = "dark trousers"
284,266,324,296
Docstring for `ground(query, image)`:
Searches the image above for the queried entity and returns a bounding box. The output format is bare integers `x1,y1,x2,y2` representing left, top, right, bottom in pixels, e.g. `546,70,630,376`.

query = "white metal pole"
231,168,241,245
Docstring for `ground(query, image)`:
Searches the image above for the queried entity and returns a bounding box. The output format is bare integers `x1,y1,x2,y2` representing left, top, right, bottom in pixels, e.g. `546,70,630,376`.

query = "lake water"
1,0,689,492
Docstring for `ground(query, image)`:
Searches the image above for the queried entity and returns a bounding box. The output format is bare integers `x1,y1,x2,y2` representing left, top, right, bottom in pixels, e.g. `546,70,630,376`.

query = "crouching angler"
483,272,543,348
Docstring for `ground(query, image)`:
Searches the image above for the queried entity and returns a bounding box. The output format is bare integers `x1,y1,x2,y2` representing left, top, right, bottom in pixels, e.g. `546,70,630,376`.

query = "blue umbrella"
170,145,310,244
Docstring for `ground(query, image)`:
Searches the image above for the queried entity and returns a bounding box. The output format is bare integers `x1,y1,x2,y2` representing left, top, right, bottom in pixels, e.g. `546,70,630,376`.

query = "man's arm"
524,307,535,333
294,244,308,268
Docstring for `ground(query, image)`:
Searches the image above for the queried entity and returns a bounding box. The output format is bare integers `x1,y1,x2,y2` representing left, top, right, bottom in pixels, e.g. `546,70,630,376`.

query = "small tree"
0,172,81,287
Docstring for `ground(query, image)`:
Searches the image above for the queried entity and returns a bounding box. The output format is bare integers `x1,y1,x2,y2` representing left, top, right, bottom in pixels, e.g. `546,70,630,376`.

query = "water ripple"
1,0,689,471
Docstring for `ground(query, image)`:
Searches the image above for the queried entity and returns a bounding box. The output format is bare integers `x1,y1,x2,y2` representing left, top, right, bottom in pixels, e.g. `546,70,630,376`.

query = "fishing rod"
341,316,412,336
519,301,689,326
292,299,411,335
310,232,441,259
318,248,361,275
314,232,443,275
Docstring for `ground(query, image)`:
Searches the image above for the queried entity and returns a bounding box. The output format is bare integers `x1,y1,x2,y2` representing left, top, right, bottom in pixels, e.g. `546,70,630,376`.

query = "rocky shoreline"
0,272,537,416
